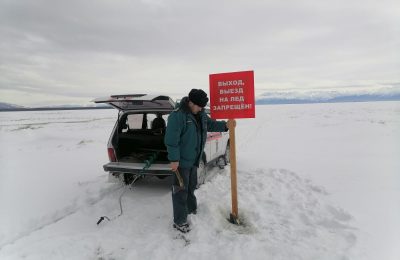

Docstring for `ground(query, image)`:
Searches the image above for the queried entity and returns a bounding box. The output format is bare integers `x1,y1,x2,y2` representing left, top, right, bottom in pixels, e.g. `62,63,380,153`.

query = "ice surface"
0,102,399,259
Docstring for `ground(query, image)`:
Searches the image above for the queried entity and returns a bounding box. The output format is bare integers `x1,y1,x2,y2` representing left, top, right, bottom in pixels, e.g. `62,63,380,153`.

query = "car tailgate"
103,162,172,175
92,94,176,111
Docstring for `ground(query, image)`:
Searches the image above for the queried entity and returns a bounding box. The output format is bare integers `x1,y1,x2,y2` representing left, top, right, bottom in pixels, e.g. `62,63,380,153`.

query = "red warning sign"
209,70,255,119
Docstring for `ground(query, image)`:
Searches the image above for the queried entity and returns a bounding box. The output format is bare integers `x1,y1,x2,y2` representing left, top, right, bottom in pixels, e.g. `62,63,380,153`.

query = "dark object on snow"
173,222,190,233
96,216,111,225
96,174,140,225
229,213,241,225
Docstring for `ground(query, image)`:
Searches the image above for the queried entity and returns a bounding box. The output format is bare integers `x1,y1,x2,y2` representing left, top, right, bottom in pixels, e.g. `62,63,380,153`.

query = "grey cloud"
2,0,398,59
0,0,399,106
2,0,389,56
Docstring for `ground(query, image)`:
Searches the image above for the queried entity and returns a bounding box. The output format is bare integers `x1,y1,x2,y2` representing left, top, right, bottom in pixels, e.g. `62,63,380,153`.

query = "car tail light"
107,148,117,162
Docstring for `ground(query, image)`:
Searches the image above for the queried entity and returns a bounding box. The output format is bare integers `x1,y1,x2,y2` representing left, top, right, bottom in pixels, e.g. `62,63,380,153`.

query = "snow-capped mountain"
0,102,25,110
256,86,400,104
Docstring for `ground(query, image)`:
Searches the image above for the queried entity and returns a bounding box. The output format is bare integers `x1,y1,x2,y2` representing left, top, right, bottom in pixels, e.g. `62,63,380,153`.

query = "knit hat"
188,89,209,107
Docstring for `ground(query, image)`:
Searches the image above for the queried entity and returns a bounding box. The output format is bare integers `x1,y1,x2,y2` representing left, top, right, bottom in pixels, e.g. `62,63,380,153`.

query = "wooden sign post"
228,119,239,223
209,70,255,224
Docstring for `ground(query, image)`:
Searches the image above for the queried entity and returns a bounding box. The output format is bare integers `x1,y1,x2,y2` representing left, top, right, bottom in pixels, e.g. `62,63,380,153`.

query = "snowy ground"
0,101,399,260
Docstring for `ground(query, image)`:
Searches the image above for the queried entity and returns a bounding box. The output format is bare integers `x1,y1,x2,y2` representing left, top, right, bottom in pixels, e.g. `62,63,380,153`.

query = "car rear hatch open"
92,94,176,111
93,94,175,176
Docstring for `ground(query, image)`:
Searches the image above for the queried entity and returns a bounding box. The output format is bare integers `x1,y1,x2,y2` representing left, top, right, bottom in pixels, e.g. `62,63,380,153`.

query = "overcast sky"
0,0,399,106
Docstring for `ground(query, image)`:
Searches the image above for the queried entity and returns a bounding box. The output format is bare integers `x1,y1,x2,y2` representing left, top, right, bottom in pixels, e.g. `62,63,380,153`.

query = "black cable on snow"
96,174,140,225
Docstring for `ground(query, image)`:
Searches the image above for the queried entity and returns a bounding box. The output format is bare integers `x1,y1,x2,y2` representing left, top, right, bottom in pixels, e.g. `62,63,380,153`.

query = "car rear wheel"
196,160,206,188
224,143,230,165
123,173,142,185
123,173,135,185
217,156,226,169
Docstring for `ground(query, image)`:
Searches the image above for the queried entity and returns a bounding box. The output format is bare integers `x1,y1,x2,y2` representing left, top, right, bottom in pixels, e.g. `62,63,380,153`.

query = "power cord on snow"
96,174,141,225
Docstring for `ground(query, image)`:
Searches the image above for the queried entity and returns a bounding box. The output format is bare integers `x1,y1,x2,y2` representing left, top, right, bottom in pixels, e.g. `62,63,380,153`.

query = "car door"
207,132,223,160
204,110,223,161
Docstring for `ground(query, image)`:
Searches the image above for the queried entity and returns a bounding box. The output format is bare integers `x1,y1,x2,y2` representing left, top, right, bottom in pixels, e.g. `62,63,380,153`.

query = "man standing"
164,89,234,233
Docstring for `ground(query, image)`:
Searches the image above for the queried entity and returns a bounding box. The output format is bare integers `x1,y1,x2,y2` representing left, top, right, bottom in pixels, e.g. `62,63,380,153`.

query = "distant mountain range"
0,102,25,110
2,88,400,111
256,88,400,105
0,102,112,112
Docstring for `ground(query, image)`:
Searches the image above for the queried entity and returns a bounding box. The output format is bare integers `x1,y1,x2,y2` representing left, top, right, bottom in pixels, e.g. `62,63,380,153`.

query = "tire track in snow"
0,180,122,251
4,117,115,131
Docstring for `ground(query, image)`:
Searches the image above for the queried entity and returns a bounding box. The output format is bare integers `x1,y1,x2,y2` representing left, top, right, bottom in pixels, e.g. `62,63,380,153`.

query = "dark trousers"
172,166,198,225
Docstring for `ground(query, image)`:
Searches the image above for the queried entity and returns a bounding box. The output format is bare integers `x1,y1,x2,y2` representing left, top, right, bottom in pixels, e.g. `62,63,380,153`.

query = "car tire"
224,143,230,165
123,173,134,185
123,173,142,185
196,160,206,188
217,156,226,169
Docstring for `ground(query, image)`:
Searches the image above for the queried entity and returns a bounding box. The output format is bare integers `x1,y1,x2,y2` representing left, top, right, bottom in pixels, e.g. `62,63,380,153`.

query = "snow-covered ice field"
0,101,399,260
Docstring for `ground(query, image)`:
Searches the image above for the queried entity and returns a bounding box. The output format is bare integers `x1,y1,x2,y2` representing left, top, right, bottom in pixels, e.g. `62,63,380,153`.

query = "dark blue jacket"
164,97,227,168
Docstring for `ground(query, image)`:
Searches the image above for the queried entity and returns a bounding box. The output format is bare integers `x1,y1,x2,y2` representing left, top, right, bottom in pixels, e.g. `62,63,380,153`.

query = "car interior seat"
151,115,166,131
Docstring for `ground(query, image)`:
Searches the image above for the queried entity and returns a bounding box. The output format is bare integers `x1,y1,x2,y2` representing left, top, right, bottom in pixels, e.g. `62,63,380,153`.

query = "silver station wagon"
93,94,230,186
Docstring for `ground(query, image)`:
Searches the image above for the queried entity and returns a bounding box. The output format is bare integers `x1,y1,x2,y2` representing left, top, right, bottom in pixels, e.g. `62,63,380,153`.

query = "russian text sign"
209,70,255,119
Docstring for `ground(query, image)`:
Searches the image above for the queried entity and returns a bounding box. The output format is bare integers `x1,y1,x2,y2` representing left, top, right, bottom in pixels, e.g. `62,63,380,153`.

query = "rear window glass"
124,113,170,131
126,114,144,129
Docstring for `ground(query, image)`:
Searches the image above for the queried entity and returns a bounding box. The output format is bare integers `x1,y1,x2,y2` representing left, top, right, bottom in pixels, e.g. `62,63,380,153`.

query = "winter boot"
173,222,190,233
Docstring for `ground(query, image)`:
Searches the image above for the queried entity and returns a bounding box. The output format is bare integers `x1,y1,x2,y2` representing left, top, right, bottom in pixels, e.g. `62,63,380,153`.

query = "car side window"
147,114,156,128
126,114,144,130
164,114,170,125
